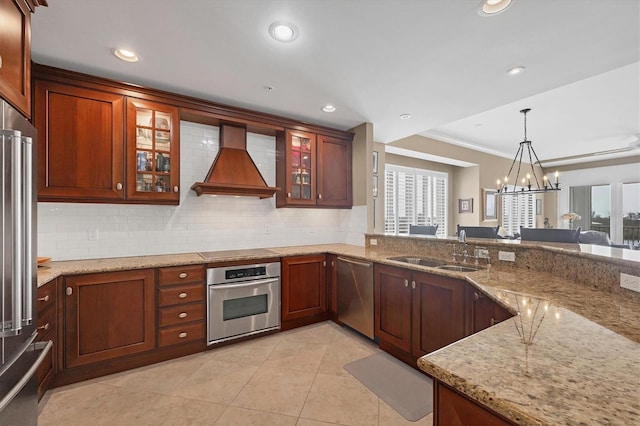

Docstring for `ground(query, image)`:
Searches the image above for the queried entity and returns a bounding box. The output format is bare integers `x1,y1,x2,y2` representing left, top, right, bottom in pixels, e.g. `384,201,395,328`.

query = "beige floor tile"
38,382,117,426
215,406,298,426
231,365,316,417
378,398,433,426
209,335,280,366
299,373,379,426
137,394,226,426
318,342,376,377
296,418,348,426
170,359,258,404
284,322,339,344
262,340,328,373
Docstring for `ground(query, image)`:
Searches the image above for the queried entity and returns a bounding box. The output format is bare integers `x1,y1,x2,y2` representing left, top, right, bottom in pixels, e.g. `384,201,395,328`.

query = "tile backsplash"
38,122,365,261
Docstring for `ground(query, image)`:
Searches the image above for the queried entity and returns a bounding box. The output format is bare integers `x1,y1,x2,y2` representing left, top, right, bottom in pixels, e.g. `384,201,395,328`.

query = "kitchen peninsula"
37,237,640,425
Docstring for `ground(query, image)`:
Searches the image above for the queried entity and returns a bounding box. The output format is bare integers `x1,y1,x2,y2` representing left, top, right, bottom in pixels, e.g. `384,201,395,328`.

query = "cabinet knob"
66,287,73,296
474,292,480,301
38,295,50,302
178,272,188,279
178,312,188,319
0,55,3,69
116,182,123,190
412,280,416,290
287,192,291,198
173,186,179,192
178,332,188,339
318,194,322,200
323,261,327,267
178,292,188,299
490,318,496,326
404,279,408,288
37,323,50,331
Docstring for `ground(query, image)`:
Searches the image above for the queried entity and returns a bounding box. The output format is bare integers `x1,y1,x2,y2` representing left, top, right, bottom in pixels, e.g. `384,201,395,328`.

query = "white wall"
37,122,366,261
558,163,640,242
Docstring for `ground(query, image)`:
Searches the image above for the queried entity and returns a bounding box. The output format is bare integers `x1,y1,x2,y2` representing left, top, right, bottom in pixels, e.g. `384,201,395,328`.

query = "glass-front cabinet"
282,129,317,206
126,99,180,204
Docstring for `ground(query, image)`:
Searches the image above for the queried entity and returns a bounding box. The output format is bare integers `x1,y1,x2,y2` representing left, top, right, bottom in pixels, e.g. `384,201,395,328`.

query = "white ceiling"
30,0,640,164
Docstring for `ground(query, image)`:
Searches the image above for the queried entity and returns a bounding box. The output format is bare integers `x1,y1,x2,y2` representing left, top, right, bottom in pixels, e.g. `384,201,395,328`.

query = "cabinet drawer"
158,265,205,286
158,322,205,347
158,284,205,307
159,302,205,327
37,282,56,313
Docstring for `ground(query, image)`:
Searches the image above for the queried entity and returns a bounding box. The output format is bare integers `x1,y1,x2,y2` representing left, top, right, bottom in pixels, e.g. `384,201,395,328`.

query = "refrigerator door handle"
7,129,23,335
0,340,52,412
21,136,33,326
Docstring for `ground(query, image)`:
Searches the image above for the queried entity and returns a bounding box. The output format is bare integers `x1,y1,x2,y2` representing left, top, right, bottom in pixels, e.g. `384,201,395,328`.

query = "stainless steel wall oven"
207,262,280,344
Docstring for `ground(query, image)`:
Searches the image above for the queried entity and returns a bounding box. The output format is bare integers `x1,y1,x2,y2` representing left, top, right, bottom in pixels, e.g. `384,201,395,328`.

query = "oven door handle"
210,278,279,291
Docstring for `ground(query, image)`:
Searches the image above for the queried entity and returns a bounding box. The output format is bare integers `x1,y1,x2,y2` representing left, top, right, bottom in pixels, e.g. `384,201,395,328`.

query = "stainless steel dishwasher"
337,256,374,339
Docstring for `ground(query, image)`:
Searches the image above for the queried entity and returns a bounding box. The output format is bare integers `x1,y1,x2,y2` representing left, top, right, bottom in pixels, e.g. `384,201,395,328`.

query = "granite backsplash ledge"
366,234,640,300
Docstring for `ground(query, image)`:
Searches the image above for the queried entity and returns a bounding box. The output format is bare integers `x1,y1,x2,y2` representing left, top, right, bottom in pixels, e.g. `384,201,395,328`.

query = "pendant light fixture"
496,108,560,196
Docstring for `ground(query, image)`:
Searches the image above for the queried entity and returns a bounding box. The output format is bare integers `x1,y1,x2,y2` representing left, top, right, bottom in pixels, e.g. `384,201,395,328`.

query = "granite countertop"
38,243,640,425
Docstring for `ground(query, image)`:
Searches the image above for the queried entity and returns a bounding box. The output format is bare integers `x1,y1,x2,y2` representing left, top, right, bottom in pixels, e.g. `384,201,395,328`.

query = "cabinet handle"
331,261,335,267
37,323,50,331
178,332,188,338
412,280,416,289
318,194,322,200
173,186,179,192
66,287,73,296
38,295,50,302
404,279,408,288
323,261,327,267
116,182,123,190
178,272,188,279
0,55,3,69
178,312,188,319
474,292,480,301
178,292,188,299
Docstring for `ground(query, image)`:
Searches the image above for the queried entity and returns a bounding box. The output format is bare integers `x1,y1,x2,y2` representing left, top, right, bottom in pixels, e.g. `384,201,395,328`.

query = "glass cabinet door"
288,130,316,204
127,99,179,203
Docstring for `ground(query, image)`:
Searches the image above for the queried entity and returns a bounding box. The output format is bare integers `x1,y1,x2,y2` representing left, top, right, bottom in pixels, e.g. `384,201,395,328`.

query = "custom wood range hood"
191,124,279,198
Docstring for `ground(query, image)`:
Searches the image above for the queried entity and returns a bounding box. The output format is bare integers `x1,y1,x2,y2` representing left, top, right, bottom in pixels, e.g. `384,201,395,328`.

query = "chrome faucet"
458,229,466,243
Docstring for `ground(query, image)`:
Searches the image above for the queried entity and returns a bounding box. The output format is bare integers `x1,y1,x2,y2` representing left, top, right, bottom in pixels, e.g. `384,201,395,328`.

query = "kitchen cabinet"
374,264,466,361
35,278,57,400
276,129,352,208
126,98,180,203
63,269,156,369
156,265,206,347
0,0,32,117
281,254,328,329
33,66,181,204
327,254,338,321
468,286,513,333
34,79,125,202
434,380,514,426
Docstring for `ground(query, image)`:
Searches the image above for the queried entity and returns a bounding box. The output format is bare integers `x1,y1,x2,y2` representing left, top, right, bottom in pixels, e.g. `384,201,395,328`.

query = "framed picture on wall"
458,198,473,214
483,189,498,221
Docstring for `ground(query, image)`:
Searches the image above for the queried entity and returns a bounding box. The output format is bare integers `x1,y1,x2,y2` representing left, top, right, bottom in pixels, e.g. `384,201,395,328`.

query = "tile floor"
38,321,433,426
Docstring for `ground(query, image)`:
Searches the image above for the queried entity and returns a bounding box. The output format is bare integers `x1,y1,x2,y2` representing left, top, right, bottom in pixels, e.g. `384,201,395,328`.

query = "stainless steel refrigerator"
0,99,51,425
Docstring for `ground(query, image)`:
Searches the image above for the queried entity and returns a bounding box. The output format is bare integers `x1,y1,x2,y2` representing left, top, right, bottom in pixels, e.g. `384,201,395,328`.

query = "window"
622,182,640,247
501,191,534,236
384,165,447,236
570,184,610,234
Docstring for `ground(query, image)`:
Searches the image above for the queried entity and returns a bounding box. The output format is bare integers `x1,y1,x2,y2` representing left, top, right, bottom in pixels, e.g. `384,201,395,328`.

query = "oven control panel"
226,266,266,280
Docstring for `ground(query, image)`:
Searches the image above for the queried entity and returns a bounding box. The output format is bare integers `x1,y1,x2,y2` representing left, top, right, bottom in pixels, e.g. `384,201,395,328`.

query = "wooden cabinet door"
469,287,513,334
277,129,317,207
64,269,155,368
281,255,327,321
374,264,412,353
412,272,465,357
317,135,352,208
0,0,31,117
435,381,513,426
34,80,125,202
126,98,180,204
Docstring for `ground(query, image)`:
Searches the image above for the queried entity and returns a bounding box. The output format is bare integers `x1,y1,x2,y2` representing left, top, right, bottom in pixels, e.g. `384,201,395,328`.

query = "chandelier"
496,108,560,196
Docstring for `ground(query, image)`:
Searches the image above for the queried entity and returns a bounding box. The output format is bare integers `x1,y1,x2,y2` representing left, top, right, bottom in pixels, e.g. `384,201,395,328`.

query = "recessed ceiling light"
113,48,139,63
268,22,299,42
477,0,512,16
322,104,336,113
507,66,526,75
400,114,412,120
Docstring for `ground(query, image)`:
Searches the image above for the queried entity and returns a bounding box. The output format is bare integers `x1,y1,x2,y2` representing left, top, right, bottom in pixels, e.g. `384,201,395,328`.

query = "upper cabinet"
126,98,180,203
33,66,180,205
276,129,352,208
0,0,37,117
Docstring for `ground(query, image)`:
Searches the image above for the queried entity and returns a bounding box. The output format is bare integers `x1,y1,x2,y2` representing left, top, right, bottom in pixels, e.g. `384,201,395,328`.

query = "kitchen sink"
386,256,446,268
435,264,480,272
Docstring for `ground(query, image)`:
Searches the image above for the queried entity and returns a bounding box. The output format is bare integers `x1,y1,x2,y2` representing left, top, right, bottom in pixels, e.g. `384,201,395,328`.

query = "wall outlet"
475,248,490,259
370,239,377,246
498,251,516,262
87,227,99,241
620,273,640,293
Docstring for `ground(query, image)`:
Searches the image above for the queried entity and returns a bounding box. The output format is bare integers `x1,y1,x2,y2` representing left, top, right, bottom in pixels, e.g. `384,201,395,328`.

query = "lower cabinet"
281,254,328,329
374,264,466,361
468,285,513,333
63,269,156,369
434,380,514,426
35,278,57,400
